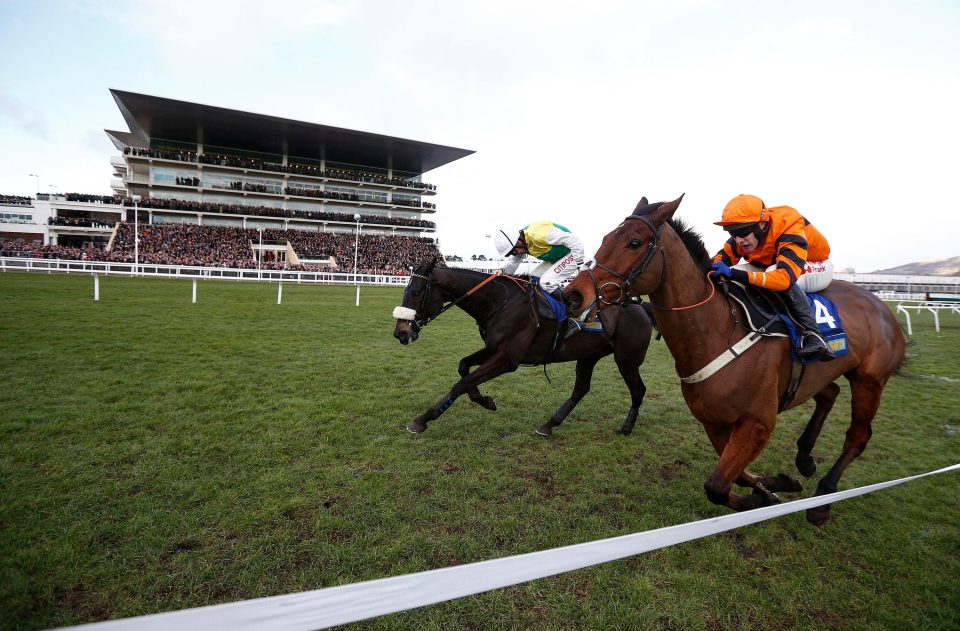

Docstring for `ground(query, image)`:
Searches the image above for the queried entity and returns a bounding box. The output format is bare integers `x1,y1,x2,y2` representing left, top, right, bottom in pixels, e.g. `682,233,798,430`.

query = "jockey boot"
784,283,836,361
550,287,581,339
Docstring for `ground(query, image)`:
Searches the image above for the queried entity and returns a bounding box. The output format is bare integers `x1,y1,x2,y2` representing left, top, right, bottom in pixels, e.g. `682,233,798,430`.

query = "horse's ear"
651,194,685,224
633,197,649,213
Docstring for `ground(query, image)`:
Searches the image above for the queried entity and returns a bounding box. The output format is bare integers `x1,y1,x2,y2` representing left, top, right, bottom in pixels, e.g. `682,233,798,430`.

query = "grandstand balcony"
121,173,438,215
121,152,437,196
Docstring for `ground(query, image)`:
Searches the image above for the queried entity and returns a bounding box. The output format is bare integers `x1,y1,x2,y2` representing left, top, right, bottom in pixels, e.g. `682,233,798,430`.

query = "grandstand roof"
105,89,474,175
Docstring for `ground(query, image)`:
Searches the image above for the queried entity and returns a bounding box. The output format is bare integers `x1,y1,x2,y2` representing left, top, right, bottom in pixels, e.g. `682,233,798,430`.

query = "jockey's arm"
500,253,523,276
547,228,585,264
728,219,810,292
713,239,739,266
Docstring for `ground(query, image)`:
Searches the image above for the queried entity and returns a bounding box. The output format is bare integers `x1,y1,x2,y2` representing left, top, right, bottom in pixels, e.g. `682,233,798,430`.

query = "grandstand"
0,90,472,273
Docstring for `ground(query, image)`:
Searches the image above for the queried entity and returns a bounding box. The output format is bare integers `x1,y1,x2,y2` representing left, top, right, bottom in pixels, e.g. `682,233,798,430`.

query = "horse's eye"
411,289,421,297
628,240,643,250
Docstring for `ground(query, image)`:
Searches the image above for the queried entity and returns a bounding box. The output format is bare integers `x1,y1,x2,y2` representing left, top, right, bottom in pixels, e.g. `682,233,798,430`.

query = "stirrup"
563,318,582,339
798,332,836,361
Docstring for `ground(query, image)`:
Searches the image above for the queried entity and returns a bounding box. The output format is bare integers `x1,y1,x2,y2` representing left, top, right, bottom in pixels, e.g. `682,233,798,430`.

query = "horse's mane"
631,202,711,272
667,217,711,272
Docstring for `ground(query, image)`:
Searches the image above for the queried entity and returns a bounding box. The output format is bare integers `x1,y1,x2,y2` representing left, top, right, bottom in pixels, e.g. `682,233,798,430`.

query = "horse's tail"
894,337,917,379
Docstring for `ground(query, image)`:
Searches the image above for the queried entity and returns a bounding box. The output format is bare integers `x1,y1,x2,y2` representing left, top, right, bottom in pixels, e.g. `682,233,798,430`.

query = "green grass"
1,272,958,630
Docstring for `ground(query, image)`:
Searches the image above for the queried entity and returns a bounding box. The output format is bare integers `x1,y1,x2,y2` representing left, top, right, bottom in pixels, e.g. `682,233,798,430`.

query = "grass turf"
0,272,958,630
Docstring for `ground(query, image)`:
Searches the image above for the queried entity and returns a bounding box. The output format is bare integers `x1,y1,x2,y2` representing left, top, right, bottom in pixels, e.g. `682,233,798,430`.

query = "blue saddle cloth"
531,276,567,322
780,292,849,360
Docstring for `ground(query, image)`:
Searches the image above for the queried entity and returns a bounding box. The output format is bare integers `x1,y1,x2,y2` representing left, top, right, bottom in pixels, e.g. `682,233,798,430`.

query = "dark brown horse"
393,257,653,436
565,197,906,525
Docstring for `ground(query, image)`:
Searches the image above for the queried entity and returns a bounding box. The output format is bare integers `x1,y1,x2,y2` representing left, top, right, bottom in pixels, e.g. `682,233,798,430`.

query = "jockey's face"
734,231,759,254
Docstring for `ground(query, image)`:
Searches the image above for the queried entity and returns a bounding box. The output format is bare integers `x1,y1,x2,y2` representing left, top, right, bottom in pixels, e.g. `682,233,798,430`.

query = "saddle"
721,280,848,410
524,276,567,324
721,280,848,359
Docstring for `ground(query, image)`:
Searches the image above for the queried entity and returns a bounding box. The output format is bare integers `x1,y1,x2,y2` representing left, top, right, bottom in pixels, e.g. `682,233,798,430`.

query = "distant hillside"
872,256,960,276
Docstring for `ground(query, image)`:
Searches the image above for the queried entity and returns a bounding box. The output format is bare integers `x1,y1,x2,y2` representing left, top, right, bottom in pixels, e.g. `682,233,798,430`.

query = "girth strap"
679,314,779,384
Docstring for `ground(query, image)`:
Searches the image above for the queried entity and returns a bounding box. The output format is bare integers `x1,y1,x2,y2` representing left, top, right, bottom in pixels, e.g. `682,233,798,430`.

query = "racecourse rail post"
277,282,283,305
93,273,99,301
192,278,197,304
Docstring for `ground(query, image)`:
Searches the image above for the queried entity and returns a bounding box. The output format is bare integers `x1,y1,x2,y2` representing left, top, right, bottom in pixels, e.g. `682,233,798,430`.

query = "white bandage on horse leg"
393,306,418,321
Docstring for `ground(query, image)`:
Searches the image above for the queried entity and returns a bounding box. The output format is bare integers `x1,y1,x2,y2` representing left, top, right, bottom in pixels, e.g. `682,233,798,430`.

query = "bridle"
588,214,665,307
586,214,715,312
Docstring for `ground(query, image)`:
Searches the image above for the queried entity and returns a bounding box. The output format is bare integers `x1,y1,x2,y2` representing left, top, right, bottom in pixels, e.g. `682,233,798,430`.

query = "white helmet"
493,229,516,257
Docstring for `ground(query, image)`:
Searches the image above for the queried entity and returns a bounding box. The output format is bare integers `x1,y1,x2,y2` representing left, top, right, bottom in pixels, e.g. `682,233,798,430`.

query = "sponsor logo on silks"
828,337,848,352
805,260,828,274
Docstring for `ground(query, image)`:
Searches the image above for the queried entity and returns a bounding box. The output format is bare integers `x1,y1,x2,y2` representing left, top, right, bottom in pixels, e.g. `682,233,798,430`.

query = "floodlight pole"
353,213,361,306
258,227,263,272
132,194,141,276
28,173,39,196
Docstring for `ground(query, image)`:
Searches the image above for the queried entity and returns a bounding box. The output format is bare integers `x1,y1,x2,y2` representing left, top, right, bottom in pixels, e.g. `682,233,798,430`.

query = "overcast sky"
1,0,957,272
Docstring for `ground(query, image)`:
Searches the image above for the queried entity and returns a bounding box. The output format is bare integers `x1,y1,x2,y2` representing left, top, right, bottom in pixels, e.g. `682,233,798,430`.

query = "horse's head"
393,257,445,345
566,195,684,316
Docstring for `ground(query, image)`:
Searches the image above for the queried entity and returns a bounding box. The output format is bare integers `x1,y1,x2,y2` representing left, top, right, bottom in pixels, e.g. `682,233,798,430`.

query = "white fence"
0,256,410,287
896,301,960,334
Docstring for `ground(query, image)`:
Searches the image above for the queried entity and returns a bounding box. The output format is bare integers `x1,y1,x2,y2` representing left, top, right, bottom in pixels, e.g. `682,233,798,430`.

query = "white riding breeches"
734,259,834,292
533,253,581,293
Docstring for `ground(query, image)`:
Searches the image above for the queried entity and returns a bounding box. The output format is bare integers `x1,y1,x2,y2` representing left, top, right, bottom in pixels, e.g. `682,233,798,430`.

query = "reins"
406,270,522,331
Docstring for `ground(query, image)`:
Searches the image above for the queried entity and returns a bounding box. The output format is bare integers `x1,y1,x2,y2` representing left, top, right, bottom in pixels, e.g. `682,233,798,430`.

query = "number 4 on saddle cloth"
723,281,849,362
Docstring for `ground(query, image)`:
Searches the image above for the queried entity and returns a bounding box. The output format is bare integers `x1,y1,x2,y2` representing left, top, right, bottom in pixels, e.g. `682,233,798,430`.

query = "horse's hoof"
535,426,552,437
406,422,427,434
752,485,782,506
614,427,632,436
796,456,817,478
806,505,831,526
480,396,497,411
775,473,804,493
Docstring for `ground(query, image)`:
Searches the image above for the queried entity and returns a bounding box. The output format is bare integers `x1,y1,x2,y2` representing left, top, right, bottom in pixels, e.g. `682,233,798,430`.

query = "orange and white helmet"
715,194,767,227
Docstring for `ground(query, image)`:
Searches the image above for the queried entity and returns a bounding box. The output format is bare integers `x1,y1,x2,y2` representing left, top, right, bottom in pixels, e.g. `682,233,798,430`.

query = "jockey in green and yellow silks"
494,221,585,294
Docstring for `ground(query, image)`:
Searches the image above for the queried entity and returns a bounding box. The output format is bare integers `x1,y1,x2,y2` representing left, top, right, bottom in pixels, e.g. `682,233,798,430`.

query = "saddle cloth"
724,281,849,361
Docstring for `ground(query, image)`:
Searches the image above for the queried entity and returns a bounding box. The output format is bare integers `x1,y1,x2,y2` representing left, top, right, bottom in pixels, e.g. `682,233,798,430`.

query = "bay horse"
392,257,654,437
564,196,906,525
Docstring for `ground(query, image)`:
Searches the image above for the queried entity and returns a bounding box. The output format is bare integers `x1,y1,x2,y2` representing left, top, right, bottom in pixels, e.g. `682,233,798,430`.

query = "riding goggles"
725,223,758,239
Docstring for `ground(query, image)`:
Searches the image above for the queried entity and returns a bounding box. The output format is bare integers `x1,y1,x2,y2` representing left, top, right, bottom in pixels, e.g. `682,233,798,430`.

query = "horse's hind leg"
459,348,497,410
807,375,883,526
536,356,600,436
796,382,841,477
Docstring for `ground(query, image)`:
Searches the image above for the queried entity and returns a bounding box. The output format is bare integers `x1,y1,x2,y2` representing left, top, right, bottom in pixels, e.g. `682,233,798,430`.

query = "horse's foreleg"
407,350,515,434
458,348,497,410
614,362,647,437
536,356,600,436
796,382,841,477
703,419,781,511
807,375,882,526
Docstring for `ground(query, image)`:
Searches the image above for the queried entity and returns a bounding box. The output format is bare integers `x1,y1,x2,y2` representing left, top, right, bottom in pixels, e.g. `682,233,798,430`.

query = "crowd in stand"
122,146,436,190
64,193,117,204
117,196,436,228
49,216,114,228
1,194,34,206
1,224,441,274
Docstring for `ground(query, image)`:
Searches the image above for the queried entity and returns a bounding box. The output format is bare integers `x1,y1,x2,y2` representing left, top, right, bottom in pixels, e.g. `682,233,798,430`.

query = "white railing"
895,300,960,335
0,256,409,286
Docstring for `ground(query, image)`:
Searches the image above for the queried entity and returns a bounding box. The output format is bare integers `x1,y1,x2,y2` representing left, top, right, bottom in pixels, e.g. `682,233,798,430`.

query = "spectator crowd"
2,223,441,274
